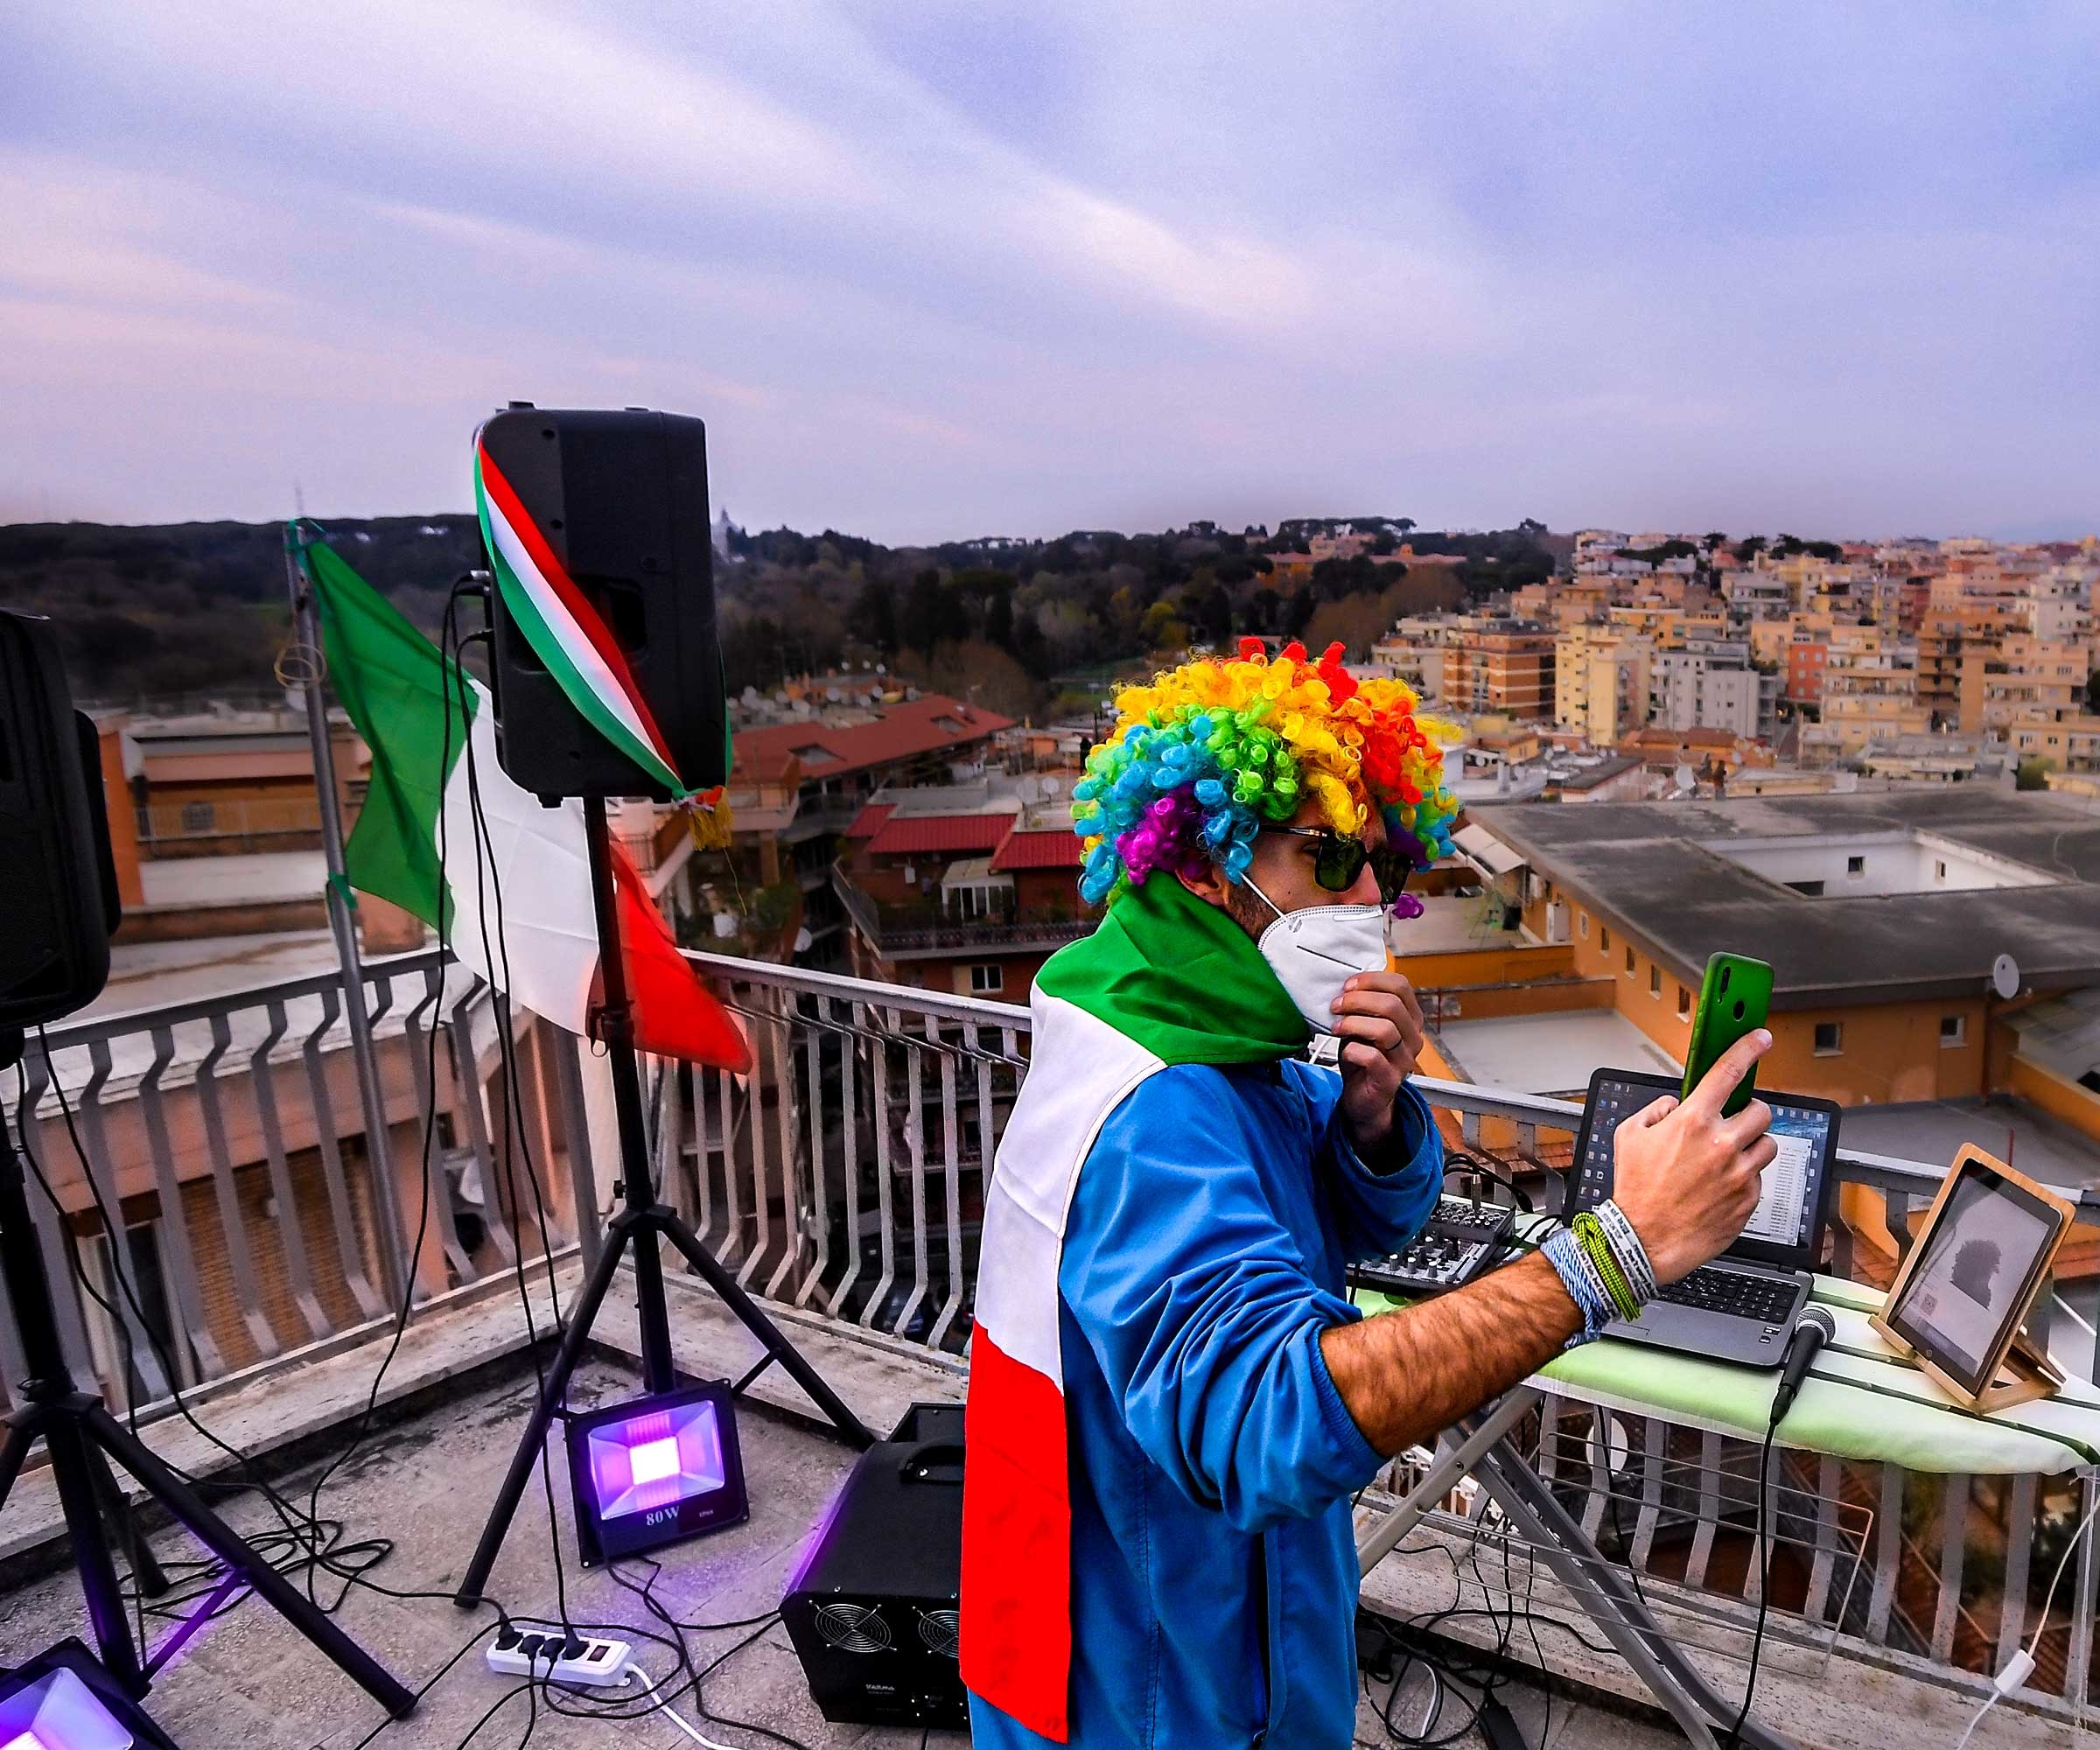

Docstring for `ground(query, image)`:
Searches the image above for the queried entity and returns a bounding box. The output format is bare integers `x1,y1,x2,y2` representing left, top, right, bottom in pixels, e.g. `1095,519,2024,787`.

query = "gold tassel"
683,787,735,850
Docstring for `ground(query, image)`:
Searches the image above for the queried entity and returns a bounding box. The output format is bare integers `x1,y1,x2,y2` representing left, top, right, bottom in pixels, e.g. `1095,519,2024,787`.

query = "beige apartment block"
2011,714,2100,774
1553,624,1652,743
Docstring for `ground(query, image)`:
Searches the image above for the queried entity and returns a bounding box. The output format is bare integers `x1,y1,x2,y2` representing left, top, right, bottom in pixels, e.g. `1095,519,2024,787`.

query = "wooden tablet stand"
1869,1144,2074,1413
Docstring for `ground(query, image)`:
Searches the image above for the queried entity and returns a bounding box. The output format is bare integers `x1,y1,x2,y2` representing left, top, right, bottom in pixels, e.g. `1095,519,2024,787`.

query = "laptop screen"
1569,1070,1841,1271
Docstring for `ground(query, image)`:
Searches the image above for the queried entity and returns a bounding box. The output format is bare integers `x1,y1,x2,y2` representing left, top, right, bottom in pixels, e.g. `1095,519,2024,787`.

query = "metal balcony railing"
6,948,592,1421
3,948,2095,1726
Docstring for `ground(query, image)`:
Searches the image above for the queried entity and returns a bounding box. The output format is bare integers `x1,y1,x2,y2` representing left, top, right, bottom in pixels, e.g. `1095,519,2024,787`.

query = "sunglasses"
1268,827,1415,902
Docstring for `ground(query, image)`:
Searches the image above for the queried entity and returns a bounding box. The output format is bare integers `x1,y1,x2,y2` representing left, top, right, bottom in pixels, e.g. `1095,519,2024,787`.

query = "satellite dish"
794,926,815,954
1673,764,1697,793
1991,953,2020,1001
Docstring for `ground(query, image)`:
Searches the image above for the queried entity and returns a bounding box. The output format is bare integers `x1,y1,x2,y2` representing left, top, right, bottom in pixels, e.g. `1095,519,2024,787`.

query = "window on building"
1846,855,1866,876
1935,860,1948,881
1600,927,1611,951
1649,966,1661,998
1940,1014,1965,1046
1624,946,1635,976
969,963,1004,994
1676,984,1691,1018
1578,912,1590,939
1814,1021,1844,1055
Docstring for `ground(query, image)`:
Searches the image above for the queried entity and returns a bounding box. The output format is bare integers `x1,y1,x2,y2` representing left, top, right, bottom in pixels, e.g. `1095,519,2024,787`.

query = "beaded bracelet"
1593,1199,1658,1305
1570,1212,1643,1322
1541,1227,1614,1347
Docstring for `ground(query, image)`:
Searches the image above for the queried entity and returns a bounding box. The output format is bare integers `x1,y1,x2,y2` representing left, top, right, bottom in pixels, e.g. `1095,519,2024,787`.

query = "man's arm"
1320,1252,1579,1454
1321,1028,1779,1458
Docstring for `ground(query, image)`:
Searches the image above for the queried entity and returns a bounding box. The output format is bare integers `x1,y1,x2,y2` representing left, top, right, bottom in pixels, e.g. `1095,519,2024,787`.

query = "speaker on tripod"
478,403,729,803
453,406,872,1609
0,609,414,1718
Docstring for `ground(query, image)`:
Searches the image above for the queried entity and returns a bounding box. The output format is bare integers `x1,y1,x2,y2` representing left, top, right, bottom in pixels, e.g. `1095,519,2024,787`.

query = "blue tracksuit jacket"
968,1059,1443,1748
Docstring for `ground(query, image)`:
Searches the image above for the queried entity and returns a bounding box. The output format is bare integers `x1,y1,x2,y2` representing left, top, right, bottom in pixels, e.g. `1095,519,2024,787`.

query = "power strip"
486,1624,632,1687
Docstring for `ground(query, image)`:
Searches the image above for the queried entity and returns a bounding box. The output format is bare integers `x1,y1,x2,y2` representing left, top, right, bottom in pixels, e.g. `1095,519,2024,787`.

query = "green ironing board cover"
1354,1271,2100,1475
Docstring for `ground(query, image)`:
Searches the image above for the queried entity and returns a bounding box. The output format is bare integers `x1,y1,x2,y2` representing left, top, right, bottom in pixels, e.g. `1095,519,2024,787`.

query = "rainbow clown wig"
1072,638,1460,907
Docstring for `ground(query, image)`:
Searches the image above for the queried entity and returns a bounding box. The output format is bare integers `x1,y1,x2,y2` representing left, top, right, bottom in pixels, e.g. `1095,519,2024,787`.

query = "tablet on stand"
1869,1144,2074,1413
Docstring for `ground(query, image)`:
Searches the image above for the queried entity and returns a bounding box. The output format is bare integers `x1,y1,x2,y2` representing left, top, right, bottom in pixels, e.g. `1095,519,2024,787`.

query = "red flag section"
603,840,752,1071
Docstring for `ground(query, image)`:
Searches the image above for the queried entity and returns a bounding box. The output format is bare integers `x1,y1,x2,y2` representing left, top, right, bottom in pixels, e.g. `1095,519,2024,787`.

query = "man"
962,641,1774,1748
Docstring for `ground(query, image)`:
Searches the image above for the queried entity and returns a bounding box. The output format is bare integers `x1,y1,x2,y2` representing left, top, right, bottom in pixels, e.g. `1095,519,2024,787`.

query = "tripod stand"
0,1029,416,1715
453,797,873,1606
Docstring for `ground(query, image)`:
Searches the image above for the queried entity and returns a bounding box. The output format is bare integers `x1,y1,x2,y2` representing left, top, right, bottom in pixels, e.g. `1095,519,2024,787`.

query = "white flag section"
439,678,600,1037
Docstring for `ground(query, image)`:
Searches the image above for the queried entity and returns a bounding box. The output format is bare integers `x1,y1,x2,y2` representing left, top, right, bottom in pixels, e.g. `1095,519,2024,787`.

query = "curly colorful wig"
1072,639,1460,906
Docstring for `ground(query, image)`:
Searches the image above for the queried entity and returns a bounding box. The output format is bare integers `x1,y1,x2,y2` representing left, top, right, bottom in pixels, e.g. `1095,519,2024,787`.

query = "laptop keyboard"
1652,1265,1799,1326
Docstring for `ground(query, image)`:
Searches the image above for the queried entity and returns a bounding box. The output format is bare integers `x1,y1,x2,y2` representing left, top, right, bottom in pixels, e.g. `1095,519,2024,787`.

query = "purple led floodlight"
0,1642,179,1750
584,1400,728,1519
564,1381,747,1564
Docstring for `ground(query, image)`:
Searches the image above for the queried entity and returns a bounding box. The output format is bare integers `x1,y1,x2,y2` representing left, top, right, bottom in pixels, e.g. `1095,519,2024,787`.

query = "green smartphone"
1682,952,1773,1117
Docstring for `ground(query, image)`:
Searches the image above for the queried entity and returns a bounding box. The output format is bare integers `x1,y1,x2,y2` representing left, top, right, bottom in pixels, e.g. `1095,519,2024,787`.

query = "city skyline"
4,3,2096,541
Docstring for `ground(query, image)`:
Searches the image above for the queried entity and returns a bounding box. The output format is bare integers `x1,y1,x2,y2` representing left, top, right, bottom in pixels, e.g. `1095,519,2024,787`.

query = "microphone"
1770,1305,1835,1424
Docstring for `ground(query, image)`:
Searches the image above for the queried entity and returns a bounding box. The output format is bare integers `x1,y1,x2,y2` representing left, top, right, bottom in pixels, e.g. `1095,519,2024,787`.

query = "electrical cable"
15,1056,409,1614
438,587,816,1750
6,557,582,1750
441,580,579,1645
1952,1487,2100,1749
1722,1415,1781,1750
1443,1150,1534,1214
620,1661,738,1749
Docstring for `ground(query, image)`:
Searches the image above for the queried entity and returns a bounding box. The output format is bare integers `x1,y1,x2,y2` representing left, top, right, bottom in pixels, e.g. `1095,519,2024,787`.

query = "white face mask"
1241,874,1393,1037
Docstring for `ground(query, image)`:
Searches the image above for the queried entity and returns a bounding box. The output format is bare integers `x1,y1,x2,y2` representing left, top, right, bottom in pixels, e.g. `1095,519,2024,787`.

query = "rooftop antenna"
1991,952,2020,1002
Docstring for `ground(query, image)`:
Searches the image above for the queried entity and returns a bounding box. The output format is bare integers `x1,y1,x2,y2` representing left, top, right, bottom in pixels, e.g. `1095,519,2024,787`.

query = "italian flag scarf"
298,534,748,1069
960,876,1307,1740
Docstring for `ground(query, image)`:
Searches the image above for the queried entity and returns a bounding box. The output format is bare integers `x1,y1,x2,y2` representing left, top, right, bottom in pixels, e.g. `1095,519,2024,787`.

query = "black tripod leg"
86,1438,169,1597
659,1216,876,1449
453,1221,632,1607
46,1410,145,1697
0,1410,38,1513
85,1404,416,1718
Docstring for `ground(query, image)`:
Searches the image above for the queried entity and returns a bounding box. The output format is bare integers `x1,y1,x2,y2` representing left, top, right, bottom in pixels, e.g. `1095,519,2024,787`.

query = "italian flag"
298,534,748,1070
960,878,1306,1741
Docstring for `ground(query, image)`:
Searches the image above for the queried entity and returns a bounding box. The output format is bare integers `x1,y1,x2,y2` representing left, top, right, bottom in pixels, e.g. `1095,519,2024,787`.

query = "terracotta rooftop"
732,695,1013,784
989,828,1086,872
845,802,895,838
864,813,1015,858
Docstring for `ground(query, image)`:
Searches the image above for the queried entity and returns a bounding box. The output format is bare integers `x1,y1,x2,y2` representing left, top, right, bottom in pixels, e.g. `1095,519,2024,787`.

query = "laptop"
1566,1068,1843,1367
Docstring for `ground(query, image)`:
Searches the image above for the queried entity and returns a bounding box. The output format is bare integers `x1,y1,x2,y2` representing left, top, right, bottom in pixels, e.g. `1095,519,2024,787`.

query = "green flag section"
1033,872,1308,1065
298,533,749,1071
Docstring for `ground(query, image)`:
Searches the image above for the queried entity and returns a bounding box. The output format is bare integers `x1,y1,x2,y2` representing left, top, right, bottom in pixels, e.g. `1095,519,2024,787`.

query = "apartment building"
1443,615,1556,718
2011,717,2100,776
1650,640,1769,738
1806,624,1926,760
833,790,1091,1001
1457,790,2100,1147
1553,624,1651,744
127,709,369,859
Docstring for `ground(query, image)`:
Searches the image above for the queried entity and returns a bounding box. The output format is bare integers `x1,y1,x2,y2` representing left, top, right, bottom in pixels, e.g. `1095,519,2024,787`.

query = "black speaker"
0,612,119,1031
476,404,728,802
780,1403,966,1729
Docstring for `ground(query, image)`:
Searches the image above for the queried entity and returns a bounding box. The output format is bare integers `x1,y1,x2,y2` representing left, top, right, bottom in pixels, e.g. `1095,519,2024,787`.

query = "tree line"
0,513,1562,718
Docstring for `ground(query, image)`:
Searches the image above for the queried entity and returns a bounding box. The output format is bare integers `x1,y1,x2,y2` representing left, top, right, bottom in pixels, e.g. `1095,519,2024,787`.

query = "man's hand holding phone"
1610,1030,1778,1283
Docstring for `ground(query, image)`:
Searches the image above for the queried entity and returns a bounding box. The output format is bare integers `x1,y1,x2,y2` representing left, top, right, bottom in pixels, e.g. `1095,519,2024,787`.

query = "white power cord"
1954,1490,2100,1747
621,1659,738,1750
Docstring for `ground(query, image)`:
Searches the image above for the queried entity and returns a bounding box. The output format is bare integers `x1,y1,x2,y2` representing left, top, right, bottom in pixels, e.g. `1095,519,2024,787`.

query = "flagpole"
284,527,411,1309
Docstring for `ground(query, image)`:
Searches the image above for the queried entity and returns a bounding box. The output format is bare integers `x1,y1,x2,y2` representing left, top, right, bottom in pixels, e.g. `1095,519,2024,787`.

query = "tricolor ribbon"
474,440,690,798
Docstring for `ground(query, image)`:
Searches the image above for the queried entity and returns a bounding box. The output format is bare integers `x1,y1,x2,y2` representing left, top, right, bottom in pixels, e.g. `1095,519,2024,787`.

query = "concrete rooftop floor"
0,1352,1678,1750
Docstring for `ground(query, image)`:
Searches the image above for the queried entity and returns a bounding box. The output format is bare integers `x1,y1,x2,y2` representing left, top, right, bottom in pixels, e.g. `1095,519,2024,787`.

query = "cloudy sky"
4,2,2095,542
